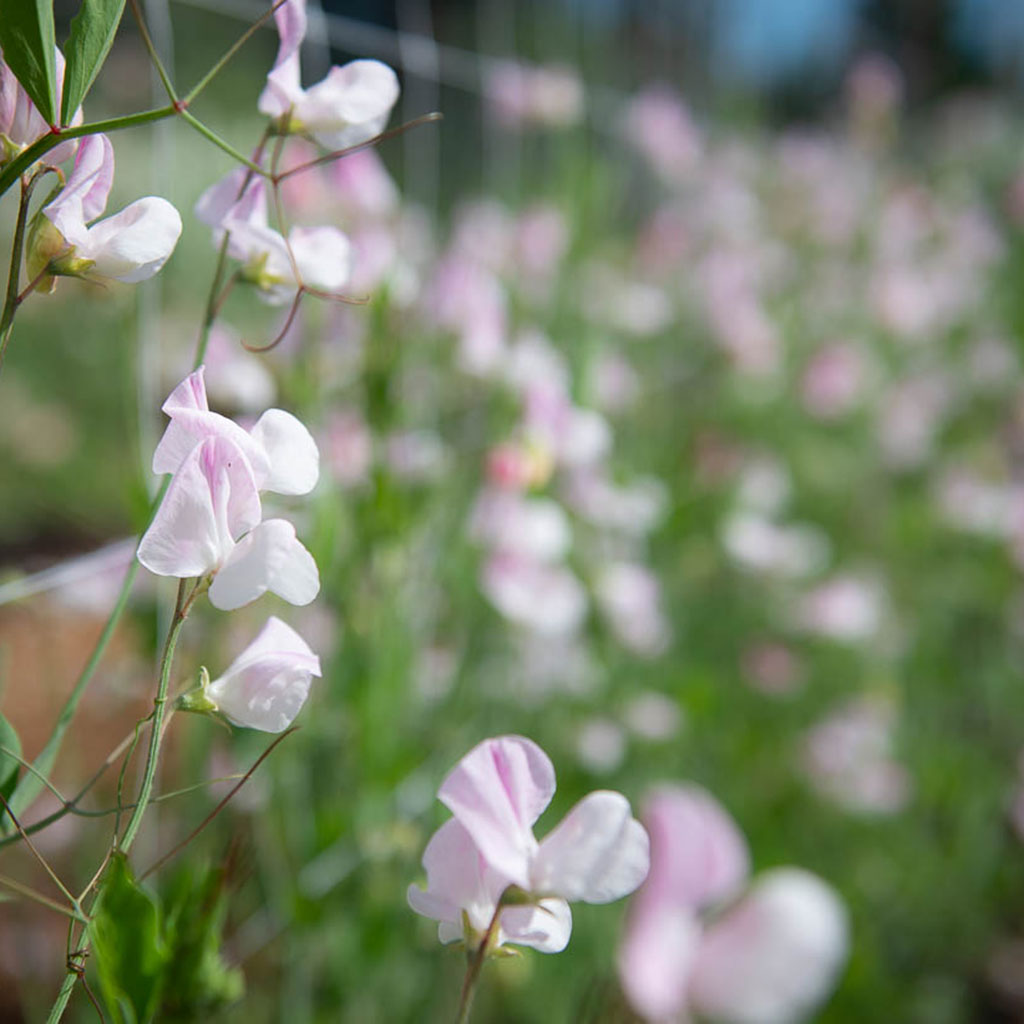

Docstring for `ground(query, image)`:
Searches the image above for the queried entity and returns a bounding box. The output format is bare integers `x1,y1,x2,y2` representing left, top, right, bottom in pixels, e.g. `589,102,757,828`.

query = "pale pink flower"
800,342,867,419
407,818,572,952
324,409,373,487
564,470,668,536
587,350,639,413
721,514,828,578
798,575,883,642
384,430,449,483
623,691,684,743
741,642,804,696
42,134,181,283
470,489,571,563
486,62,584,128
205,616,320,732
409,736,648,951
618,786,848,1024
575,718,627,774
137,435,320,610
332,147,399,220
481,554,587,636
623,88,702,183
258,0,399,149
594,562,671,657
195,173,352,305
802,697,911,814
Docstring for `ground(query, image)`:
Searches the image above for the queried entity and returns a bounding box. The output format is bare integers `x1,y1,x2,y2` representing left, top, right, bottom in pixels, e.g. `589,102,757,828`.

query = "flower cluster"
618,785,849,1023
408,735,649,953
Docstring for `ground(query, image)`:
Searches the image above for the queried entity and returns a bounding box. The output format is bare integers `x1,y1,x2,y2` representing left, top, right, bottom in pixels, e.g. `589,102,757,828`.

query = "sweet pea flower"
0,48,82,164
409,735,649,953
39,134,181,283
481,554,587,636
618,785,848,1024
195,172,352,304
407,819,573,953
137,435,319,610
153,366,319,496
197,616,321,732
258,0,399,149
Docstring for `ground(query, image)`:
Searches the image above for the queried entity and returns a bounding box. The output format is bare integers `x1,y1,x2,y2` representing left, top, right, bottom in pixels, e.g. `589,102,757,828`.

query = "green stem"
118,579,189,853
179,109,265,175
0,106,177,200
0,873,88,923
184,0,289,105
0,170,45,371
127,0,179,102
44,579,191,1024
454,905,503,1024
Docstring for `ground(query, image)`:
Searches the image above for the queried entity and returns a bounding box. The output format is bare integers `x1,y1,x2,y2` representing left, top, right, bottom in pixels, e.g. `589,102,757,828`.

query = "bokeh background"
5,0,1024,1020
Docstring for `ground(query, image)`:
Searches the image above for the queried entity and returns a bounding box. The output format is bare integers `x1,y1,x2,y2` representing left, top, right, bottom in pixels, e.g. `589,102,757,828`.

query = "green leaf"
0,0,58,125
159,862,244,1020
89,854,168,1024
0,713,21,834
0,713,20,802
61,0,126,124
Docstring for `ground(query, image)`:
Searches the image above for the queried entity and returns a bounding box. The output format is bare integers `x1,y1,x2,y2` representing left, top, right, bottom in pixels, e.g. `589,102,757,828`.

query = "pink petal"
208,518,319,610
407,819,503,942
207,616,321,732
690,868,849,1024
44,133,114,245
438,735,555,890
532,791,649,903
641,784,751,912
137,436,261,579
152,367,269,481
257,0,307,118
617,900,702,1021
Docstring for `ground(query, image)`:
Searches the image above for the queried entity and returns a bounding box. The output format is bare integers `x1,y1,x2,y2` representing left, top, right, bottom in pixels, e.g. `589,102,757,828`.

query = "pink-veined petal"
438,735,554,890
152,368,270,482
208,518,319,610
532,790,649,904
249,408,320,495
207,616,321,732
690,868,849,1024
43,133,115,246
407,819,504,942
257,0,307,117
137,436,261,579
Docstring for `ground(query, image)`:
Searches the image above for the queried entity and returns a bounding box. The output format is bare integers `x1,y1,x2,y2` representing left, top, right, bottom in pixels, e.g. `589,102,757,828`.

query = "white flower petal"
249,408,321,496
208,518,319,610
690,868,850,1024
207,616,321,732
533,791,650,904
80,197,183,282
